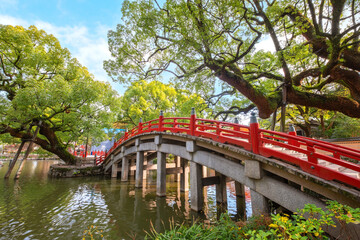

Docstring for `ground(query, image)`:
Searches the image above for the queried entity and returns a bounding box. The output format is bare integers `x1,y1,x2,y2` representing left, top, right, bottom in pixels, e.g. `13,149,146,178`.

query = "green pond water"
0,160,250,239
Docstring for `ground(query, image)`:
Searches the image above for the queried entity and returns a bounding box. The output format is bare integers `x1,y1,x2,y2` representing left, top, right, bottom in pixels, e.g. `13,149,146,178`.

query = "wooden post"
14,121,42,179
4,124,33,179
4,141,26,178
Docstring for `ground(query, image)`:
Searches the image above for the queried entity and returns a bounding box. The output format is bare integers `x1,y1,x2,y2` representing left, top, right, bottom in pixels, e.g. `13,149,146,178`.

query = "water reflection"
0,160,251,240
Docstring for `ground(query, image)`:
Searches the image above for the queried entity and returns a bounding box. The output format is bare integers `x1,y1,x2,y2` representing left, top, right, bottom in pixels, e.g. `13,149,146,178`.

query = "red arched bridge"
101,111,360,189
97,109,360,238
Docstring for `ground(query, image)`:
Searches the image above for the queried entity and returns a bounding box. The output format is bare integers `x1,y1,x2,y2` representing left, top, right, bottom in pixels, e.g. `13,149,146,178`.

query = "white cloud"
0,14,28,26
0,14,124,93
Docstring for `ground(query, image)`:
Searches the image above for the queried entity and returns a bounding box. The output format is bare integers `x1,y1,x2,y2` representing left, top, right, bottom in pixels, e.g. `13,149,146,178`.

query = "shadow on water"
0,160,251,239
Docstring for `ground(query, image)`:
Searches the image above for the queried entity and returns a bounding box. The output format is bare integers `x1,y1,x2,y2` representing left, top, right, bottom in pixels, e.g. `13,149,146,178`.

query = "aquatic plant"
146,201,360,240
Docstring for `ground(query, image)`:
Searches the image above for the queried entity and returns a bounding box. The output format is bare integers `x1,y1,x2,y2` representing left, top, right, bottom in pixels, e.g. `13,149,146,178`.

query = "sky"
0,0,126,93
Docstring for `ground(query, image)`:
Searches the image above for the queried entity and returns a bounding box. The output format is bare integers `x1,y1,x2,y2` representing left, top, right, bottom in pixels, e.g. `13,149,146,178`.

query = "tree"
104,0,360,121
0,25,119,164
118,80,208,127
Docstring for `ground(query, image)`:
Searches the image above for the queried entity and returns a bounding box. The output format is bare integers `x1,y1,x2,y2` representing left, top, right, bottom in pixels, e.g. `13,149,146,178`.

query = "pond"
0,160,251,239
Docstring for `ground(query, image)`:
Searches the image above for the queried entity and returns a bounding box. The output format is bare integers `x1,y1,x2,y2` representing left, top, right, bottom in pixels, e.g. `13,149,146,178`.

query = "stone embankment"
49,164,103,177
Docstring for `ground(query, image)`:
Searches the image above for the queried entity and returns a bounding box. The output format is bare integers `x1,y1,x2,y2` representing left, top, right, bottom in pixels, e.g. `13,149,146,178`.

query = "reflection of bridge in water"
99,110,360,239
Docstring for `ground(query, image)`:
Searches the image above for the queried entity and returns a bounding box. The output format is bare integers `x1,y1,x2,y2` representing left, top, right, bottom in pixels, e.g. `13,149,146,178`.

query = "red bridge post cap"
234,117,239,124
139,117,142,123
160,110,164,116
191,107,195,115
289,124,295,132
250,112,258,124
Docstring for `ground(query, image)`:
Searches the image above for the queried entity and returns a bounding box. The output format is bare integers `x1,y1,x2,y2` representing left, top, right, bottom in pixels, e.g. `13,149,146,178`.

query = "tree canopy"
104,0,360,120
0,25,119,164
118,80,208,127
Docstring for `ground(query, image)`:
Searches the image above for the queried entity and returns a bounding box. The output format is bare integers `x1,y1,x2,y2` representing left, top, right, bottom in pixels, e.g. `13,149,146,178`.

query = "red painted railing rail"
103,110,360,189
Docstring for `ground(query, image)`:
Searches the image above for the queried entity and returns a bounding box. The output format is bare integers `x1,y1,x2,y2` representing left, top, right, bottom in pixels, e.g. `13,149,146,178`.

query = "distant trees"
118,80,209,127
0,25,120,164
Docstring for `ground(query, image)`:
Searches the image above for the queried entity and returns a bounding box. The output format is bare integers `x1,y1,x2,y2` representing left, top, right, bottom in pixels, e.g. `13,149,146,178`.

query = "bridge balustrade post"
250,112,260,154
307,143,318,164
159,110,164,132
124,129,128,140
216,122,221,136
288,124,299,147
190,107,196,136
138,118,143,134
234,117,240,132
173,119,177,130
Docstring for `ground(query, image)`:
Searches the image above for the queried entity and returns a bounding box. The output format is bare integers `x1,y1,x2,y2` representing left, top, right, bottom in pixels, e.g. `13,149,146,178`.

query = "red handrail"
103,115,360,189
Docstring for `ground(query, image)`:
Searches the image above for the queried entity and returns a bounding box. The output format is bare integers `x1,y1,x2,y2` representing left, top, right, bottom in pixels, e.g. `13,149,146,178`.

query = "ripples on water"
0,160,251,239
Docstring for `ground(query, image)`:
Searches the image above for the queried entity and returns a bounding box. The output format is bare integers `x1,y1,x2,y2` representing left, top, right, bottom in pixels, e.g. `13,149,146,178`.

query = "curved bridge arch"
104,131,360,205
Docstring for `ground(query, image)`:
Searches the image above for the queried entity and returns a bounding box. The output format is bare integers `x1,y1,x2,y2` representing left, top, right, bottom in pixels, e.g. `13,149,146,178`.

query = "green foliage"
146,214,244,240
82,225,104,240
0,25,120,162
105,0,360,120
147,201,360,240
325,114,360,139
118,80,209,127
32,147,54,157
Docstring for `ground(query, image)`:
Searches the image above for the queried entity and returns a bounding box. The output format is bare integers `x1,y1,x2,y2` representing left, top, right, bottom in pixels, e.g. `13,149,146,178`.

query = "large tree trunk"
1,122,79,165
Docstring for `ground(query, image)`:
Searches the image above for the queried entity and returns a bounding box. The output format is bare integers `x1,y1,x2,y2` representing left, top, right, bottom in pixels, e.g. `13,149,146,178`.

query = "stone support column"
190,161,203,212
175,156,181,182
180,158,189,192
235,182,246,219
111,155,117,178
111,163,117,178
135,151,144,188
129,158,136,176
216,172,227,204
143,156,148,180
121,156,129,181
156,151,166,196
250,189,269,216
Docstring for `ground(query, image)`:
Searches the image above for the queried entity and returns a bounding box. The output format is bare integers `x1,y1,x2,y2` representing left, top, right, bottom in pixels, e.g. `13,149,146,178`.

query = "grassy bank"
146,201,360,240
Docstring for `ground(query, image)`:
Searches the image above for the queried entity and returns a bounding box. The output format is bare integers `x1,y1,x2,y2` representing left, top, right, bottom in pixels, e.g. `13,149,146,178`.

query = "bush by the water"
146,201,360,240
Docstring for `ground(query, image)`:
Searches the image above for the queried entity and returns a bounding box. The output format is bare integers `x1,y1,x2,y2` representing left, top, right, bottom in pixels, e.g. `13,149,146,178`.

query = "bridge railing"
257,128,360,188
104,109,360,189
95,155,105,166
